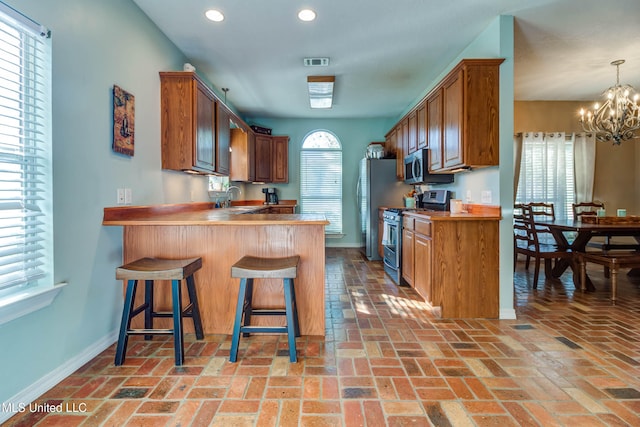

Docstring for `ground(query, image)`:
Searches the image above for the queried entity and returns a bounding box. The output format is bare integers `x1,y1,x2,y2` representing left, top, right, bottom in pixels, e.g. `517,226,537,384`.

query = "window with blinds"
516,133,575,221
0,3,52,299
300,131,342,234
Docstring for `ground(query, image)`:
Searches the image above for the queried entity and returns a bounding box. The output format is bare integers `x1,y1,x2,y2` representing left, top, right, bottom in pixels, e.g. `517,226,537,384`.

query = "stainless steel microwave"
404,149,454,185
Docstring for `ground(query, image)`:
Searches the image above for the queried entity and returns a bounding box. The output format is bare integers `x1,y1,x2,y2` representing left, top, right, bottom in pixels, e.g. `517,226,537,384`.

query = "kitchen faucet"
224,186,241,208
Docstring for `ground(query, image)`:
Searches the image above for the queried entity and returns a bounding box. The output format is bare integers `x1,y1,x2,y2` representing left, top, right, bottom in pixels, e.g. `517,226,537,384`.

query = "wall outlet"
481,190,492,204
466,190,472,203
117,188,125,205
124,188,132,204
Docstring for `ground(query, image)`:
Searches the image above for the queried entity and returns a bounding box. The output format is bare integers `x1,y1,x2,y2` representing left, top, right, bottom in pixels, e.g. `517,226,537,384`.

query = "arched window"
300,130,342,234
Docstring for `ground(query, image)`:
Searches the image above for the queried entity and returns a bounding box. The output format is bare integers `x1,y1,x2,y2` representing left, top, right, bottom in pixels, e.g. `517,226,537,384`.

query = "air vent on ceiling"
304,57,329,67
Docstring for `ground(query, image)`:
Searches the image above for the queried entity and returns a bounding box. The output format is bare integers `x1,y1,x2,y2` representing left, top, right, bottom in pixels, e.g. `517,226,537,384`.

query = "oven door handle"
383,258,397,270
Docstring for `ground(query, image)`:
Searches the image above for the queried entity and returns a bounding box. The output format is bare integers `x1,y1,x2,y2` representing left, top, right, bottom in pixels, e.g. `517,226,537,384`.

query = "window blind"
0,3,52,294
300,150,342,234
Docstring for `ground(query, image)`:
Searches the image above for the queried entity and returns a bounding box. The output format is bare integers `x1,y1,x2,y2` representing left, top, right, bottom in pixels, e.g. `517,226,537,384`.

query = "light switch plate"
124,188,132,204
481,190,492,204
117,188,125,205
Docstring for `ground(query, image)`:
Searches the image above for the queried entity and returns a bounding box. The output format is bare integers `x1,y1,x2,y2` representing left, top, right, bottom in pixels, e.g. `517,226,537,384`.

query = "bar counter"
103,202,329,336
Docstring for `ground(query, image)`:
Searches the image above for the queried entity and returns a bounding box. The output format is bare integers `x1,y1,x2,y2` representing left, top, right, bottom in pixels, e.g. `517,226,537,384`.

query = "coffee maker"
262,187,279,205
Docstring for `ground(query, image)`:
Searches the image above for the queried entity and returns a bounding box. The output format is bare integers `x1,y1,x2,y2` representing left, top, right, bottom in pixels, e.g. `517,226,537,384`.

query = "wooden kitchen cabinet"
254,135,289,183
402,212,499,318
401,216,415,287
431,59,504,171
384,127,403,180
427,89,443,170
230,128,255,182
417,101,427,150
255,135,272,182
216,104,230,175
271,136,289,183
160,72,216,173
407,109,418,154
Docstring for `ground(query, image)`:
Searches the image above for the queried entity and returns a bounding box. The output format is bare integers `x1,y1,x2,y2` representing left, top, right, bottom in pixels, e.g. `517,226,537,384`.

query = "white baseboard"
500,308,517,319
0,330,118,424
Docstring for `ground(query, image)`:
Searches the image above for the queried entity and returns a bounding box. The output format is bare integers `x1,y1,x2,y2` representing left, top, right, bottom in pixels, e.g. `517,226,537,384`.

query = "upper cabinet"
230,128,255,182
385,58,504,176
161,72,215,173
429,59,504,172
216,104,231,176
253,134,289,183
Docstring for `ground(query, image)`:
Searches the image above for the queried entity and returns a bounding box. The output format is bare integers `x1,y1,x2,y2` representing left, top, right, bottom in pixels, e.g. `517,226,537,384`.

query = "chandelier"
579,59,640,145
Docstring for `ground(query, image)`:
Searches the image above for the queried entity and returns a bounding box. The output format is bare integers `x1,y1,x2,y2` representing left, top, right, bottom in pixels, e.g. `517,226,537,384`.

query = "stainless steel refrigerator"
357,158,412,261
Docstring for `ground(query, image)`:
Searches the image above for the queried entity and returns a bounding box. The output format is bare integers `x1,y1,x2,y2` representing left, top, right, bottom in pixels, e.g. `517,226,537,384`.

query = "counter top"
402,210,501,221
103,202,328,226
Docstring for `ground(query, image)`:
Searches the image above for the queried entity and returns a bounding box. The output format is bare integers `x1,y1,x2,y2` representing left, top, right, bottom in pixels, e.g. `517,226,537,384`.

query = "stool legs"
115,274,203,366
283,278,297,362
229,277,299,363
115,279,137,366
230,278,249,362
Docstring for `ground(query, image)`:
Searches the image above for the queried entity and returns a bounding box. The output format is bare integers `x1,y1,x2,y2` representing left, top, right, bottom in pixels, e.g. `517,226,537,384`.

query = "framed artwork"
113,85,135,156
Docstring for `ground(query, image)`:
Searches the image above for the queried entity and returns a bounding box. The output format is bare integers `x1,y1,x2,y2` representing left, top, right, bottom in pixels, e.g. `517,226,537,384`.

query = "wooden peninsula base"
103,203,329,336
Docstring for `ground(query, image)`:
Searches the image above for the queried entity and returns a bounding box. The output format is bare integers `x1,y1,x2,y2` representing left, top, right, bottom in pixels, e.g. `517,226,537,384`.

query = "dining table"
533,218,640,291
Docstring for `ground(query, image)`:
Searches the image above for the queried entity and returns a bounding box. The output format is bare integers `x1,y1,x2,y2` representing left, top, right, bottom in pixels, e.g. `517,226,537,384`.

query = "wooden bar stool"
115,257,204,366
229,255,300,362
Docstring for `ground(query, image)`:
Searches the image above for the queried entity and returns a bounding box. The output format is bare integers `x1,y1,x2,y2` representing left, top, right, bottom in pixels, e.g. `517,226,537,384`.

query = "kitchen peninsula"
103,202,329,336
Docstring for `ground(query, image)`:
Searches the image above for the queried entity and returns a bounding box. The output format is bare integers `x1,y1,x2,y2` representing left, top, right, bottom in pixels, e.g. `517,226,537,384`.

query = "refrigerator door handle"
356,177,361,215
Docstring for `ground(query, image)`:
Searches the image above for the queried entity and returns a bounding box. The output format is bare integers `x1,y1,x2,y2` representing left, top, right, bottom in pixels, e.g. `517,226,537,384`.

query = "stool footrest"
250,309,287,316
240,326,288,334
127,328,173,335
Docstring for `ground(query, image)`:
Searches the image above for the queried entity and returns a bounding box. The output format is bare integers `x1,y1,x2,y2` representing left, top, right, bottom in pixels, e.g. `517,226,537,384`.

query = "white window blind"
0,3,52,297
300,131,342,234
516,132,575,221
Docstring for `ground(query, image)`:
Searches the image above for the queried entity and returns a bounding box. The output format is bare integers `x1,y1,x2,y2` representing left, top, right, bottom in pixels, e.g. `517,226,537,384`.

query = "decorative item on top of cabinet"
230,128,255,182
160,72,216,174
431,58,504,171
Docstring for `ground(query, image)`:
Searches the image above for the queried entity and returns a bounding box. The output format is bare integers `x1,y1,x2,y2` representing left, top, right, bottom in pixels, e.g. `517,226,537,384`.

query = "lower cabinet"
401,216,415,287
403,213,499,318
414,224,433,304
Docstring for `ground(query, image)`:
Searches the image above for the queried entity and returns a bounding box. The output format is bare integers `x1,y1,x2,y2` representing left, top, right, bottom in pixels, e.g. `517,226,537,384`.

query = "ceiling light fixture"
298,9,316,22
205,9,224,22
307,76,334,109
579,59,640,145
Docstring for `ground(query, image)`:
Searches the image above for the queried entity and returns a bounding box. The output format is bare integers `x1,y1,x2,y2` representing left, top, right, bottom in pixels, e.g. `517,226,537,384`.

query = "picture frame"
113,85,135,156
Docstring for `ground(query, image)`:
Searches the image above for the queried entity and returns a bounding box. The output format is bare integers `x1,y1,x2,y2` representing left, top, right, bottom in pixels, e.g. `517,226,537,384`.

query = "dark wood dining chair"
514,205,571,289
572,201,603,220
514,204,532,269
528,202,555,245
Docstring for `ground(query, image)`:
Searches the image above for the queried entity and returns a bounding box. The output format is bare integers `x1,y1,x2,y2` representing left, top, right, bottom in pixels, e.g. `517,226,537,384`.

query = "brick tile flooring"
5,248,640,426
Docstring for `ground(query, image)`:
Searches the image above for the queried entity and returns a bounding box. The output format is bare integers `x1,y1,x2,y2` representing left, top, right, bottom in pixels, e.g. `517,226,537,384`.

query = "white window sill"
325,233,345,239
0,282,68,326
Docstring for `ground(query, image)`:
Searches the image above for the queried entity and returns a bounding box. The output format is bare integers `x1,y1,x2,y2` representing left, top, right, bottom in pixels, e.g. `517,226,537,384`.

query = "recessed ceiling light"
205,9,224,22
298,9,316,22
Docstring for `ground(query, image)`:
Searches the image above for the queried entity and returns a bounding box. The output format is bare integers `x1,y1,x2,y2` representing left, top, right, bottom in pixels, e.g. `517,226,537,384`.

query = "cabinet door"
194,83,215,172
407,110,417,154
401,228,414,287
230,129,255,182
255,135,272,182
414,233,432,303
271,136,289,183
216,104,230,175
427,90,443,171
417,102,427,149
442,69,464,169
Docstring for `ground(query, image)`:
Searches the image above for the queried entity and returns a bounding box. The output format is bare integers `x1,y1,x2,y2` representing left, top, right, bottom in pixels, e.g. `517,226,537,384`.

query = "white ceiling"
134,0,640,120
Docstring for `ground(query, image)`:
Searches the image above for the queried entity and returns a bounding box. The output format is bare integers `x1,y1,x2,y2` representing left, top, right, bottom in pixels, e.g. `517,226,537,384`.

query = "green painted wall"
0,0,208,405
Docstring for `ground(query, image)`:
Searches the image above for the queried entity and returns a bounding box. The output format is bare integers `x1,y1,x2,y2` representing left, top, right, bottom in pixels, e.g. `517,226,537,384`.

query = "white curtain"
515,132,574,221
573,132,596,203
513,133,523,202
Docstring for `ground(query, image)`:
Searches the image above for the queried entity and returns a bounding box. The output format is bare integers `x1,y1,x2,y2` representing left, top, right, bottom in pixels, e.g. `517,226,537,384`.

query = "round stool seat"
231,255,299,279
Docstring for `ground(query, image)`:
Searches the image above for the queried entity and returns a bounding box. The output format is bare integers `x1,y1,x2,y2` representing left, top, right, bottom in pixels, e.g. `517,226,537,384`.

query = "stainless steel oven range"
382,208,402,284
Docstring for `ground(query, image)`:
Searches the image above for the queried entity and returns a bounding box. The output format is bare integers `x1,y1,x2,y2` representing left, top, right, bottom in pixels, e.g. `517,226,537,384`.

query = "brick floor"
4,247,640,426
